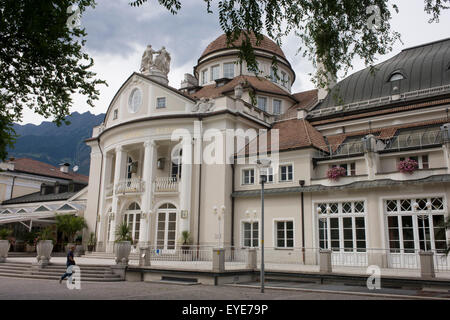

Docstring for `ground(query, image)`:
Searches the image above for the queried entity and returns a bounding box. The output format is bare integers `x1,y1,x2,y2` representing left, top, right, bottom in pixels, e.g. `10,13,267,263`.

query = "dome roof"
315,37,450,111
200,33,287,60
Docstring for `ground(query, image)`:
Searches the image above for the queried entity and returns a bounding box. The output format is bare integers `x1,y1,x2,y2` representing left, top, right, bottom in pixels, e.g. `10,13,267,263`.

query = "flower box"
326,166,347,181
397,159,418,174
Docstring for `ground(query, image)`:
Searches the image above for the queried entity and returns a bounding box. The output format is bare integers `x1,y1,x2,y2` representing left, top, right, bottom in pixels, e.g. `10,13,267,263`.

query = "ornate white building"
84,35,450,270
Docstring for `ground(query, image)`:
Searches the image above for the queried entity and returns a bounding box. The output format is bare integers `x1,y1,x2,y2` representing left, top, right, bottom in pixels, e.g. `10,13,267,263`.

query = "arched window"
128,202,141,211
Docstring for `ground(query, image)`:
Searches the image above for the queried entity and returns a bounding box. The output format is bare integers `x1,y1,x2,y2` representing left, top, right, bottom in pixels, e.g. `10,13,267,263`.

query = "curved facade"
84,35,449,274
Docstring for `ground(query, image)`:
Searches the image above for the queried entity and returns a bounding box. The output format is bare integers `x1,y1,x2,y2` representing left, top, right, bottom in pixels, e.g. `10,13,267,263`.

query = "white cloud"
19,0,450,124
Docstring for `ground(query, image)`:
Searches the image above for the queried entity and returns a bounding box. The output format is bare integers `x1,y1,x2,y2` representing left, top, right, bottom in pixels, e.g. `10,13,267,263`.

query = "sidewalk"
6,256,450,279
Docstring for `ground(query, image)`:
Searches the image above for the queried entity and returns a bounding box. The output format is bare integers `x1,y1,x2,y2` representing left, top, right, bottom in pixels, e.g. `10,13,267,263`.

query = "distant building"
0,159,88,247
84,35,449,270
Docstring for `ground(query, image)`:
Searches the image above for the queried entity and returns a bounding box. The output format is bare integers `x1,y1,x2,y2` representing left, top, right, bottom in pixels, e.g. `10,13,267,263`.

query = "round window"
128,88,142,113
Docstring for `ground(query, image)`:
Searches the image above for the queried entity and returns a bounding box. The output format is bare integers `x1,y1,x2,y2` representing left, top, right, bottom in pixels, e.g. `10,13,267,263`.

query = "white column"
98,153,113,248
139,140,157,245
108,146,127,252
179,139,193,234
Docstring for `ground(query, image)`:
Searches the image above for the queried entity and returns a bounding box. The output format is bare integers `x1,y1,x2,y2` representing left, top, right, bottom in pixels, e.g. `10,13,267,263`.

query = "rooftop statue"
140,45,171,76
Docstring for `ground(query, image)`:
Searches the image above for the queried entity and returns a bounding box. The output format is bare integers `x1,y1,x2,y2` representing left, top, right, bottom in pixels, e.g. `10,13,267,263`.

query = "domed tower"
196,33,295,91
181,33,297,116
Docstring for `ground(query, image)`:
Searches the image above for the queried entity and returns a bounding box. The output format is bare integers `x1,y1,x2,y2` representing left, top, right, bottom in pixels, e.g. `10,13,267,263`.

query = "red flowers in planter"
397,158,418,174
327,166,347,181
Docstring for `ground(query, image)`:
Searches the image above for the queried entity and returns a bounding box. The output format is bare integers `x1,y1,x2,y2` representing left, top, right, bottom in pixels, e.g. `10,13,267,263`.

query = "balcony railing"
153,177,179,193
317,130,444,159
381,130,443,152
115,178,145,194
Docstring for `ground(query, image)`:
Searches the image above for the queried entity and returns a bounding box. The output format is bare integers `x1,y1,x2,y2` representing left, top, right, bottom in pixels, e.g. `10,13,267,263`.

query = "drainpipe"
231,163,235,247
299,180,305,262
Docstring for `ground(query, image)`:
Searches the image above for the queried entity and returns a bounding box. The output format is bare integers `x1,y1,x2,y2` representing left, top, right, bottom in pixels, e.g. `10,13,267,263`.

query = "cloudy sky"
21,0,450,124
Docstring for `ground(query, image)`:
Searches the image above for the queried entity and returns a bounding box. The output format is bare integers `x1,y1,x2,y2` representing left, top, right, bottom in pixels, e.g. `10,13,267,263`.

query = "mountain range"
8,112,105,176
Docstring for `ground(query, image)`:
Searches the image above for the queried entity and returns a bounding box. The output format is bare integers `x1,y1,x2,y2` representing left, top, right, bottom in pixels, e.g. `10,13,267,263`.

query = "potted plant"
87,232,96,252
0,228,12,262
54,214,87,252
326,166,347,181
398,158,419,174
114,222,132,265
36,227,55,266
180,231,192,254
24,231,37,252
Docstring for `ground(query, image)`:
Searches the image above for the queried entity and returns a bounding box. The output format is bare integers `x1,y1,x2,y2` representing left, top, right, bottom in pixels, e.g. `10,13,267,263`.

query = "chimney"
180,73,198,89
59,163,70,173
0,158,15,171
316,57,336,101
297,108,308,120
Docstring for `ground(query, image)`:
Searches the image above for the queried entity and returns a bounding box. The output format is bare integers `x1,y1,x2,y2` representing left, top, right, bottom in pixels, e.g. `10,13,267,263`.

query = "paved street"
0,276,430,300
0,276,402,300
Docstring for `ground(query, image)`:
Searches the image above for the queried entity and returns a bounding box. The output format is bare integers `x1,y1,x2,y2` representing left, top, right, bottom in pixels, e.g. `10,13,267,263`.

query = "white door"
156,210,177,252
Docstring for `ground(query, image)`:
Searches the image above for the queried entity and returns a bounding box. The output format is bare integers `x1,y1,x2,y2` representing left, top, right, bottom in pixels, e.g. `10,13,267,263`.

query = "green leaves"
55,214,87,243
0,0,106,160
115,222,132,242
129,0,448,89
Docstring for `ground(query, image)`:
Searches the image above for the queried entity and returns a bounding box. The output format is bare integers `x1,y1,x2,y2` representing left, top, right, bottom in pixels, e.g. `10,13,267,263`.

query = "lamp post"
213,205,225,248
256,158,271,294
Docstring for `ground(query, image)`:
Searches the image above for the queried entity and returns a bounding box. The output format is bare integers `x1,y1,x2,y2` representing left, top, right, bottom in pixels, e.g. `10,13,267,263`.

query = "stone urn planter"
36,240,53,266
0,240,10,263
115,241,131,266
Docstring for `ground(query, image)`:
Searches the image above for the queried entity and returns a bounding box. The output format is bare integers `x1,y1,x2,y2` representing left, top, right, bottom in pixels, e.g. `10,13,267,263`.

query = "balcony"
317,130,444,160
115,178,145,194
153,177,179,193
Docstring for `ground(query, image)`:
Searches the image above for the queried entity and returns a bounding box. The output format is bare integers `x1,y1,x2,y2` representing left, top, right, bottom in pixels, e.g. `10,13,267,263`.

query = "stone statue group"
140,45,171,76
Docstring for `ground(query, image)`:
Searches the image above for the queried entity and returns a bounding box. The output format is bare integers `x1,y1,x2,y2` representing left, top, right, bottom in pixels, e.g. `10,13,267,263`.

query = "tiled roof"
289,89,318,111
6,158,89,183
200,33,287,60
310,98,450,126
192,75,292,100
1,191,79,205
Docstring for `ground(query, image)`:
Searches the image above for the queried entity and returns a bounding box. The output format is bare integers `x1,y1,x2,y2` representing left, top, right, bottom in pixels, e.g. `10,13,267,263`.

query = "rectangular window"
317,201,367,252
257,97,267,112
243,221,259,248
279,164,293,182
276,220,294,248
332,163,356,176
210,65,220,81
270,68,278,83
281,72,286,87
113,109,118,120
201,69,208,85
273,99,282,115
422,155,429,169
156,97,166,109
265,167,274,183
223,63,234,78
242,169,255,185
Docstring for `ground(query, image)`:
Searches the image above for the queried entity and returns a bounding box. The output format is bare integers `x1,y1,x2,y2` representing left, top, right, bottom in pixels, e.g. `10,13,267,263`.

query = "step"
0,273,122,282
30,271,119,279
